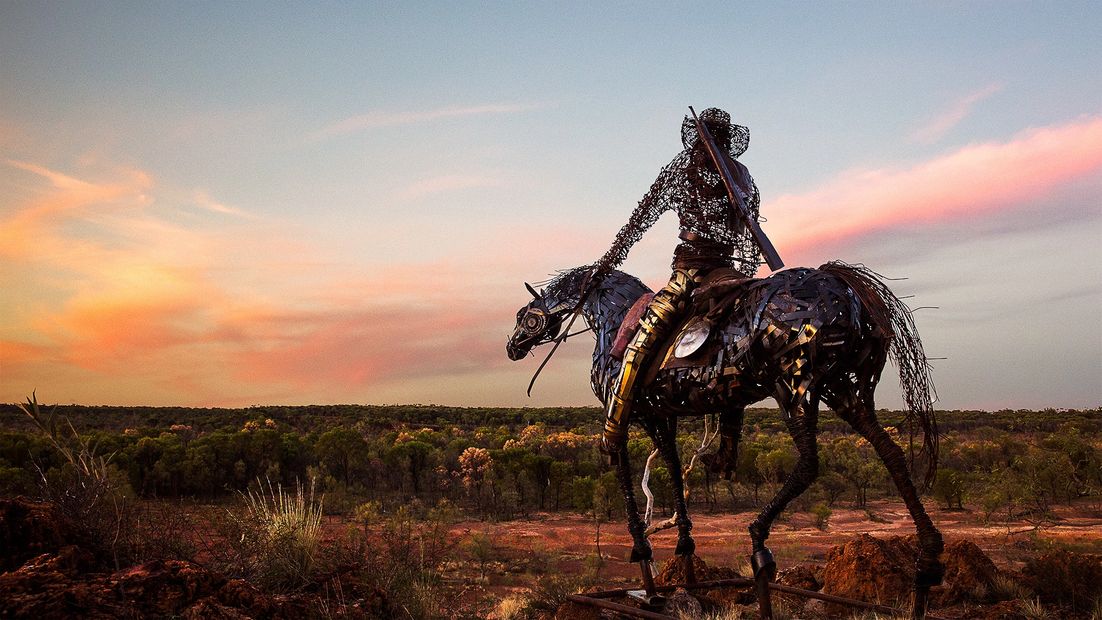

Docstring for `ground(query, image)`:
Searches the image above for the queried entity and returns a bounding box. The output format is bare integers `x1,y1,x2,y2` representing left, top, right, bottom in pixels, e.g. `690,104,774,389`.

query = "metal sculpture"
507,106,942,618
592,108,769,472
506,264,944,618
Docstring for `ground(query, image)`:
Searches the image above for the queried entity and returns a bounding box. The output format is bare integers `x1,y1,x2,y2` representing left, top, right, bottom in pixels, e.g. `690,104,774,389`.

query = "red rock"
553,599,602,620
0,497,83,572
777,564,820,591
819,534,918,613
1021,550,1102,613
114,559,227,616
934,539,1000,605
655,554,743,585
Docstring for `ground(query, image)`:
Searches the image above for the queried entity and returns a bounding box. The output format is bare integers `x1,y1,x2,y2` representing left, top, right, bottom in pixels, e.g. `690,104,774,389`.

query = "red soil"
446,499,1102,616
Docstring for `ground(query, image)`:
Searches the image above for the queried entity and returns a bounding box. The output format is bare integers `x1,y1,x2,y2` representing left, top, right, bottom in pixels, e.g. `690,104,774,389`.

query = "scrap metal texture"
510,262,938,485
592,108,762,276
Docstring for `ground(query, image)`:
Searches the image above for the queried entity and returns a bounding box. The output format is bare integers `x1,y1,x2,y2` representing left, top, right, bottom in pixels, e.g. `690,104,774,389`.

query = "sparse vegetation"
232,477,324,591
811,502,832,530
2,398,1101,618
17,392,134,568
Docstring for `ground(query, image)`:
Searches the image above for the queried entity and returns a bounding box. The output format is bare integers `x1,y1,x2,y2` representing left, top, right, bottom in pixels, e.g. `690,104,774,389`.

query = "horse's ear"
525,282,542,299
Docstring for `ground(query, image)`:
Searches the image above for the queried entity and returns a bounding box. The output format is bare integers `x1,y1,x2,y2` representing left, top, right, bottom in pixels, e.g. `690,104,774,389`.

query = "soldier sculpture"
507,107,944,619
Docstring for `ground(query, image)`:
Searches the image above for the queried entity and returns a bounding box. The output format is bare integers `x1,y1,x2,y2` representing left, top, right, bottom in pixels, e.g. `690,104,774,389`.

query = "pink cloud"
769,115,1102,263
1,160,153,258
396,174,505,201
1,158,521,404
192,190,257,219
910,83,1004,144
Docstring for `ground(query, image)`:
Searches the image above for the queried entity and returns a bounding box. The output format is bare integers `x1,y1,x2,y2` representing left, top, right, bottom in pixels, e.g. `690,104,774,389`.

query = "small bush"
1021,550,1102,613
526,573,590,614
810,502,832,530
19,392,135,568
355,499,459,619
990,573,1029,601
467,530,496,580
493,594,530,620
232,477,324,592
1019,597,1051,620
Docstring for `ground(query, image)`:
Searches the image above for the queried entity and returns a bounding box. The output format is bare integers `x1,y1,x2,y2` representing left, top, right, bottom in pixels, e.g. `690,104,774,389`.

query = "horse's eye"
521,311,547,335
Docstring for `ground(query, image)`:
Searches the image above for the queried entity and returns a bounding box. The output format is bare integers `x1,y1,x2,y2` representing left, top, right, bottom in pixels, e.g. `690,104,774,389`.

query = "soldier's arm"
593,169,675,274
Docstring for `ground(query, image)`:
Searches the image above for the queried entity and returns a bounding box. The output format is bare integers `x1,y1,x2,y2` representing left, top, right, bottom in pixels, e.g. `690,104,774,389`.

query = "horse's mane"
538,267,648,302
538,266,590,294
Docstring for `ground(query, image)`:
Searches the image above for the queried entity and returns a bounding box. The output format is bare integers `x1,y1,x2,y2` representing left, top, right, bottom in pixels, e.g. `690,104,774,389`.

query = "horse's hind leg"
654,417,696,583
613,442,658,597
834,392,944,619
747,395,820,620
712,406,745,479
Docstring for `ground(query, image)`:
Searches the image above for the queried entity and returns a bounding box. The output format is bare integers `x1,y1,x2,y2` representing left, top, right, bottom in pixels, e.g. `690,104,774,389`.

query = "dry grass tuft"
233,477,324,591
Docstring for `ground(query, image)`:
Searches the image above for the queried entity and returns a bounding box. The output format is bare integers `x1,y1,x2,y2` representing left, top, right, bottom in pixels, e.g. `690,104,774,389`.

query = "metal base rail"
567,577,948,620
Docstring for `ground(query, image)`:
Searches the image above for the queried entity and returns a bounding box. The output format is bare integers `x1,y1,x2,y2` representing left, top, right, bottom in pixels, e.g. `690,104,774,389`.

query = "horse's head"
506,268,593,361
506,282,570,360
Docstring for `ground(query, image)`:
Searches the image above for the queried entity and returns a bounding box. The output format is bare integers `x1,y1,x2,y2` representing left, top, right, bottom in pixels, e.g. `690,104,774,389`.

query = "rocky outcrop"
1021,550,1102,613
654,553,743,586
818,534,1003,614
0,497,83,572
0,497,397,619
937,538,1000,605
819,533,917,612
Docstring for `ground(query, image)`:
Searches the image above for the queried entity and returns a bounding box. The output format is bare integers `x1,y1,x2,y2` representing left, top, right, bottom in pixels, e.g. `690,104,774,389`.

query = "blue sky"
1,2,1099,409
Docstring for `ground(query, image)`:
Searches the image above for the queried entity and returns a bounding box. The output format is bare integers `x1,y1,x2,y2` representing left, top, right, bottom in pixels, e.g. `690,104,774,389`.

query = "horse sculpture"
506,263,944,619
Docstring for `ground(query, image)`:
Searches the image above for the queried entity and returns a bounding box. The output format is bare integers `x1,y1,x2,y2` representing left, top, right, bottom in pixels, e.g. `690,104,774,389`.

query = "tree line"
1,404,1098,522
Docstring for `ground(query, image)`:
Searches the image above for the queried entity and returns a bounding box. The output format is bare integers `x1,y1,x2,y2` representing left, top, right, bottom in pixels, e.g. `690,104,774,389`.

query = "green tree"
932,467,965,509
315,428,367,486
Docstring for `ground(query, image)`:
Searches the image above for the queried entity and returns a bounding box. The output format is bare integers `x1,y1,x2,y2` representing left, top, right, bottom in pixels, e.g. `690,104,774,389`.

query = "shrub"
232,477,324,591
467,530,496,580
1021,550,1102,613
19,392,134,568
810,502,832,530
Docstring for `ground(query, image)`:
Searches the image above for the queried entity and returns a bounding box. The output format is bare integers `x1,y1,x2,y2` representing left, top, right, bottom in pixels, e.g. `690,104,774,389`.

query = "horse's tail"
820,261,939,491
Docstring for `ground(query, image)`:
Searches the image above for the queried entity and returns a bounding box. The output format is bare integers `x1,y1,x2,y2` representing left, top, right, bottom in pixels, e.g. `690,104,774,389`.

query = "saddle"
610,268,754,366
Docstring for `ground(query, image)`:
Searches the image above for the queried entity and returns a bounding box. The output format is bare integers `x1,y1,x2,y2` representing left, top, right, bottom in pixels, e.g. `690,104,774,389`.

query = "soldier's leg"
603,269,698,453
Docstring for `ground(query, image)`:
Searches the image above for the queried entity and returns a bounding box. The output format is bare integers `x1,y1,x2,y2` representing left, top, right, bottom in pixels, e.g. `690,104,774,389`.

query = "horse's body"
507,264,944,619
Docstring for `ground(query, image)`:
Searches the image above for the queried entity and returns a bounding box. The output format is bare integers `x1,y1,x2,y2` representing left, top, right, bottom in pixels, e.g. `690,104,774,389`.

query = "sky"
1,2,1099,411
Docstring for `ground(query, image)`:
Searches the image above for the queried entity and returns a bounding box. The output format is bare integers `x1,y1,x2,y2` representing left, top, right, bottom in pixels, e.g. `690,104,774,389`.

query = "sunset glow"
1,3,1099,409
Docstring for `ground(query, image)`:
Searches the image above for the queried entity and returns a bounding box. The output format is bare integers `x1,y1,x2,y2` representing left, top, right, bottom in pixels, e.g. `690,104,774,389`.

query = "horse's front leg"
655,418,696,584
614,441,657,597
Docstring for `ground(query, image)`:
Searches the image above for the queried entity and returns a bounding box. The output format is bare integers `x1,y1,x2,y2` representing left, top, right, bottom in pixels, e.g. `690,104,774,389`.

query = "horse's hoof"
750,548,776,580
911,586,931,619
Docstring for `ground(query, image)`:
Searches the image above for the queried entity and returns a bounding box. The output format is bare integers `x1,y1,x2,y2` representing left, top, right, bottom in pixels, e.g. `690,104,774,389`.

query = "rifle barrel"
689,106,784,271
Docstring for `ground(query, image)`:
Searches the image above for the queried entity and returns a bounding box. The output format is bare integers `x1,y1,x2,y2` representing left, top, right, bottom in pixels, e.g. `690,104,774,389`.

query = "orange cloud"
1,158,526,405
1,160,153,258
768,115,1102,263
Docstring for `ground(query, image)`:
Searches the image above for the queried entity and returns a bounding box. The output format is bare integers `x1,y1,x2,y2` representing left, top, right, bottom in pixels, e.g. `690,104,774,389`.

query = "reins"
526,280,598,397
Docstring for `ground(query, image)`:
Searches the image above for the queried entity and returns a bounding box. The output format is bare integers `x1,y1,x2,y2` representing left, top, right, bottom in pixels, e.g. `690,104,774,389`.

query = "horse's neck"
582,281,642,404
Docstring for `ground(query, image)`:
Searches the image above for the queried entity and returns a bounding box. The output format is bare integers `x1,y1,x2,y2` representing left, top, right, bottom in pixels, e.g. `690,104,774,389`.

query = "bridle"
520,279,598,396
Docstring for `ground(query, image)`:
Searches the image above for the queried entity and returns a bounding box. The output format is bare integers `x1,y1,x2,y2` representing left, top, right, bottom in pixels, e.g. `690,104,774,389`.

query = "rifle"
689,106,784,271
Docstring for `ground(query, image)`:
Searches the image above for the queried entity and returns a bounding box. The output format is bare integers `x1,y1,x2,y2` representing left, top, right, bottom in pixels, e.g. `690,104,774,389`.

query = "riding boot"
603,269,699,451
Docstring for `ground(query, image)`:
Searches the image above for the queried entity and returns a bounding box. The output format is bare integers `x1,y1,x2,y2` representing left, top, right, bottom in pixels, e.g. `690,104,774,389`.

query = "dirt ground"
443,499,1102,617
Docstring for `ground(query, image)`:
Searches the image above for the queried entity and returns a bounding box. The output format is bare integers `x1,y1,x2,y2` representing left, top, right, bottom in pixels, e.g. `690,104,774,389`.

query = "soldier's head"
682,107,750,158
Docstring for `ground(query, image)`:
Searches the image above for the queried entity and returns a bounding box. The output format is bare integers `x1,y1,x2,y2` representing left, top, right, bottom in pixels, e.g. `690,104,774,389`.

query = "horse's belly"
642,364,767,414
